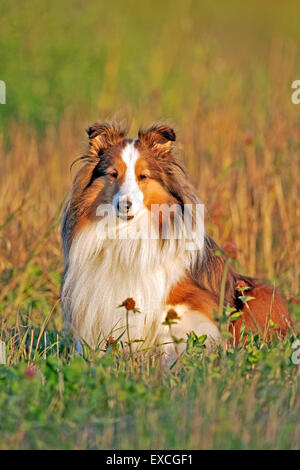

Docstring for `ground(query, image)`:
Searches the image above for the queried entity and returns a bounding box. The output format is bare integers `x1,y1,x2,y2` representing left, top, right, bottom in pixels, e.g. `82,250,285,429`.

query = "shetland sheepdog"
61,121,290,361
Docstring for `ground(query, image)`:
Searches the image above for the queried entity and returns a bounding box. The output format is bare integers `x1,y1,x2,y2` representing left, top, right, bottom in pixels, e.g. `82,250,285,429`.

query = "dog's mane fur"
62,122,258,314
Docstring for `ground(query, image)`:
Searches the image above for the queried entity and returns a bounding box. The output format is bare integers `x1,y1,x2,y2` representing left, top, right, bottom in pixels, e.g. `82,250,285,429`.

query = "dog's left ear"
138,124,176,157
86,121,128,157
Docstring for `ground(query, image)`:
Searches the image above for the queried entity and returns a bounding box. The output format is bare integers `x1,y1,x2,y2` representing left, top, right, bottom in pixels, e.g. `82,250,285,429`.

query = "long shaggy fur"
61,121,290,354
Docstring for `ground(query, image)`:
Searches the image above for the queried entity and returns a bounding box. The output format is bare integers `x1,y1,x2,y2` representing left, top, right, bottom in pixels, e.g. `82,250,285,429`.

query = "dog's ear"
138,124,176,157
86,121,128,157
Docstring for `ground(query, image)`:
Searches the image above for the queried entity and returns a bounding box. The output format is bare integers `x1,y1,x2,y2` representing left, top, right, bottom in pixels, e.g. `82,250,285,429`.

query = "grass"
0,314,299,449
0,0,300,450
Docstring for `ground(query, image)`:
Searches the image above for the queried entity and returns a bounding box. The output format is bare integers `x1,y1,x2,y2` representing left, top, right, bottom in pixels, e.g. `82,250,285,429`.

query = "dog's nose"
117,199,132,214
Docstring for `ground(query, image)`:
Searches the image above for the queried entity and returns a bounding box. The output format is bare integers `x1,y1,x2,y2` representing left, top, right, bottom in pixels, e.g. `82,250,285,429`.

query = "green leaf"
238,295,256,303
230,311,243,321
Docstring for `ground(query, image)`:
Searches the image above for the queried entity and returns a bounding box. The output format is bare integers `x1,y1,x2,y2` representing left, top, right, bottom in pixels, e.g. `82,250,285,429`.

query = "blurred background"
0,0,299,322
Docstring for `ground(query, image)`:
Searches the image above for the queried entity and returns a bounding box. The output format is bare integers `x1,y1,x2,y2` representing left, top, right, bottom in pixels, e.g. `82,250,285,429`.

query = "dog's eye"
108,170,118,179
138,174,148,181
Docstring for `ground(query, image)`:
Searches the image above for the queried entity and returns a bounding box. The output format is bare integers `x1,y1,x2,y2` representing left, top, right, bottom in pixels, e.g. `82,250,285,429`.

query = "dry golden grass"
0,95,299,326
0,1,299,326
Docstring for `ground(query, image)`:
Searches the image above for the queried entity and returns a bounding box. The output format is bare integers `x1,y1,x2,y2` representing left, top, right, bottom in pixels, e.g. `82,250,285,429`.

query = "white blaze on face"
113,141,144,217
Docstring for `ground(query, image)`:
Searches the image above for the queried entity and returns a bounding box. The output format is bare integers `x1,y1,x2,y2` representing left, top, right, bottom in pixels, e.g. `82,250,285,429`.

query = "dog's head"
69,122,189,230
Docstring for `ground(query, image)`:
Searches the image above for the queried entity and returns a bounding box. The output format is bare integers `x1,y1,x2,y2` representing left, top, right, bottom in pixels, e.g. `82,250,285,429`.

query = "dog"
61,121,290,361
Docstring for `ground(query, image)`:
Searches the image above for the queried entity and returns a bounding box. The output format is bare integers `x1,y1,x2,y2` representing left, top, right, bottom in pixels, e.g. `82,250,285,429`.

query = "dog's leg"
75,339,83,356
159,304,221,368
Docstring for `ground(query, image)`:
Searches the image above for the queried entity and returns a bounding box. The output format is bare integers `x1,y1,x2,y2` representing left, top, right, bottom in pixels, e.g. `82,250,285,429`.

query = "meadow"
0,0,299,449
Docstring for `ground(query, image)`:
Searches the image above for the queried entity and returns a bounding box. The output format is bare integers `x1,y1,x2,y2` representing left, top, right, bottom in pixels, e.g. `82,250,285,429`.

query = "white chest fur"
62,218,189,349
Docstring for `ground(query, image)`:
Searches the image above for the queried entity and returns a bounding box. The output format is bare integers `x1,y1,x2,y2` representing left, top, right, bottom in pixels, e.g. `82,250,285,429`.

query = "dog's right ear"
86,121,128,157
